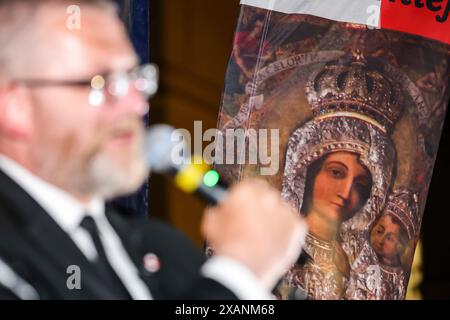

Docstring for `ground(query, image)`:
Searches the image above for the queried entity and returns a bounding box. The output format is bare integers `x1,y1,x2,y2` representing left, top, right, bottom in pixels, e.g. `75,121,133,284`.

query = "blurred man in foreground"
0,0,306,299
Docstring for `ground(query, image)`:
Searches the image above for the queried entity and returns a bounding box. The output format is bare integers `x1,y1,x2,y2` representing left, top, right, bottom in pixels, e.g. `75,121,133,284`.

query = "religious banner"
216,0,450,299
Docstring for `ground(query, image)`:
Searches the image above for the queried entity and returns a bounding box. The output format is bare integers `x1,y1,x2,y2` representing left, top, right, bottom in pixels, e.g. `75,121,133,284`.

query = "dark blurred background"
420,108,450,299
120,0,449,299
147,0,241,246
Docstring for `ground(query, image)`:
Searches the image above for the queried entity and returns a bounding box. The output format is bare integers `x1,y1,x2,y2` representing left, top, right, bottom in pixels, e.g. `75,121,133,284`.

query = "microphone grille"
144,124,183,173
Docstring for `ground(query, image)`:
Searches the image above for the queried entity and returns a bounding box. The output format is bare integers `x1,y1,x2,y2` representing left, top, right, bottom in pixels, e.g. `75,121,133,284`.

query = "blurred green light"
203,170,220,187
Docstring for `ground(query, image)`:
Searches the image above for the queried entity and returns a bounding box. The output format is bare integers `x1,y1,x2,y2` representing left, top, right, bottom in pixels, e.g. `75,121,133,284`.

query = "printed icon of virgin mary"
280,55,404,300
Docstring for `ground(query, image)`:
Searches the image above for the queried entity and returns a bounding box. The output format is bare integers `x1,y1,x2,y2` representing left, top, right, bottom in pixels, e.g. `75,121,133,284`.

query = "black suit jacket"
0,170,237,299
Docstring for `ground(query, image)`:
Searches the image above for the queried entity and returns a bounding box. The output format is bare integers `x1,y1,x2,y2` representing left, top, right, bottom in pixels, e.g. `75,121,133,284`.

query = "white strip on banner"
240,0,382,27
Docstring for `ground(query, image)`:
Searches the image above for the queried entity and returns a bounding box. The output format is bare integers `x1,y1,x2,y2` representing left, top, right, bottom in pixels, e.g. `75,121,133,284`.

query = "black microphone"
144,124,228,205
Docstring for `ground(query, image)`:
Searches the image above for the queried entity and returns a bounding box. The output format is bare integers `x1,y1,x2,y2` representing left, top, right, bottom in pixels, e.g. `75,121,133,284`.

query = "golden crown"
305,56,404,134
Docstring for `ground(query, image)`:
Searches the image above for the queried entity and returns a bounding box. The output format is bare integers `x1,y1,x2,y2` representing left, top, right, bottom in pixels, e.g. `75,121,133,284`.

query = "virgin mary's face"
310,152,371,224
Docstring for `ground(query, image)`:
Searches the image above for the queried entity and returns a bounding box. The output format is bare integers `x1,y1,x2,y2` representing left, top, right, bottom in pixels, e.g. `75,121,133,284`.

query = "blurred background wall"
146,0,449,299
148,0,241,246
113,0,150,216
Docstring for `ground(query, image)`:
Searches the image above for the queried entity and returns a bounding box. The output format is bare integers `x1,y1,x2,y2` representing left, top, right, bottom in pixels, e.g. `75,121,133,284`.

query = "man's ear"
0,85,34,140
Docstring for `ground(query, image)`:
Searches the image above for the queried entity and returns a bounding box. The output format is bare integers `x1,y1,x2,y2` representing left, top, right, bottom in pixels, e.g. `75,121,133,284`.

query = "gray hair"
0,0,117,79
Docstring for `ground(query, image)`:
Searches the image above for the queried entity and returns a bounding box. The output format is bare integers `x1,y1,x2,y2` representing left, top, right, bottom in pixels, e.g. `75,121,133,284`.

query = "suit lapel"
0,170,122,299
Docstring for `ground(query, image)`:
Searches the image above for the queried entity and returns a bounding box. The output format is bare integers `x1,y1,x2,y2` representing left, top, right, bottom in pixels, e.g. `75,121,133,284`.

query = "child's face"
370,215,403,265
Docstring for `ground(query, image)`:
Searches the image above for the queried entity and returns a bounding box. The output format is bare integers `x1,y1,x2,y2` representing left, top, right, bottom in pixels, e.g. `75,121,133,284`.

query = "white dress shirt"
0,155,272,300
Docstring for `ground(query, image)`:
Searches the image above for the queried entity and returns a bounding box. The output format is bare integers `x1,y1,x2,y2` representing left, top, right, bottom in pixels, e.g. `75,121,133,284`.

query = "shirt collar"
0,155,105,234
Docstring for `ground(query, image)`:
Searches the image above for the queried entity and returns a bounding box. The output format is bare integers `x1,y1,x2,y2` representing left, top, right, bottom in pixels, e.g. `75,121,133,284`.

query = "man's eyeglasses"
12,64,159,107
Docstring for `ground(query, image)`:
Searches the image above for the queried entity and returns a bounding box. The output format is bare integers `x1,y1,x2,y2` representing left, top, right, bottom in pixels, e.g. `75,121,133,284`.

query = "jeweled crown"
305,56,404,133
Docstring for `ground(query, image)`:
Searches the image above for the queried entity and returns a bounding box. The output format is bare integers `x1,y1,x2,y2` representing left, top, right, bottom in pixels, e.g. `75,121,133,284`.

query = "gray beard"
83,150,148,200
32,132,148,201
